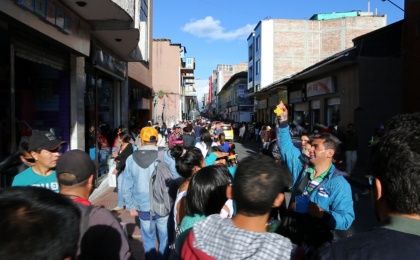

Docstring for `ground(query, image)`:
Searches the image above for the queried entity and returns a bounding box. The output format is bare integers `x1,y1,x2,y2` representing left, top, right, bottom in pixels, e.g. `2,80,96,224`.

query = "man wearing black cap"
56,149,132,260
12,130,65,192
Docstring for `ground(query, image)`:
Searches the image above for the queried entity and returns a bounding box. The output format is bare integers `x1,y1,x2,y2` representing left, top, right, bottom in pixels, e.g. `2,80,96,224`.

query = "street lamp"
382,0,404,12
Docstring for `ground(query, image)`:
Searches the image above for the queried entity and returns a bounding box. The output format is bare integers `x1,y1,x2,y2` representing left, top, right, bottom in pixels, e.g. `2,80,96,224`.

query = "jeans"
98,148,110,176
117,172,125,208
138,213,169,260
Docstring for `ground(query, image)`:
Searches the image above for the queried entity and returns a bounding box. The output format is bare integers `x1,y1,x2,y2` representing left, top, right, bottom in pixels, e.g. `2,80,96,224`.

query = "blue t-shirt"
12,167,59,193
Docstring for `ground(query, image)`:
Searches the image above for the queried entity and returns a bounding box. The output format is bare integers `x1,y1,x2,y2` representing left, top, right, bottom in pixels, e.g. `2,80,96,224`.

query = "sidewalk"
90,176,145,260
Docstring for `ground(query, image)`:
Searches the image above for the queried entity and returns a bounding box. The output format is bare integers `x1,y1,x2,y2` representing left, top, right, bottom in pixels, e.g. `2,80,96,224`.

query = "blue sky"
153,0,404,99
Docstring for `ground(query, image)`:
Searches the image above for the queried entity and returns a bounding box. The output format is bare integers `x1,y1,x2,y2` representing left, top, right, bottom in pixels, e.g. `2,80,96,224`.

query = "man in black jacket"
318,113,420,259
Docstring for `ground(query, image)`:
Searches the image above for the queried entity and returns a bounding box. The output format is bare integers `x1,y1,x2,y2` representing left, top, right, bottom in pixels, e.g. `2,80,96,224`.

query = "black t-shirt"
182,134,195,148
317,227,420,260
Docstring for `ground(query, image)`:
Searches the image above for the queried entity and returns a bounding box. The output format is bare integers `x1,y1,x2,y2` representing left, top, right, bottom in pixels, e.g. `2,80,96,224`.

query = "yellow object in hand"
274,106,284,116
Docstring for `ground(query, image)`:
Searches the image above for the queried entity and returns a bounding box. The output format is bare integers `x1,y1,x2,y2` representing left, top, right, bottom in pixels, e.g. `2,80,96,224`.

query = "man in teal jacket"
275,101,354,247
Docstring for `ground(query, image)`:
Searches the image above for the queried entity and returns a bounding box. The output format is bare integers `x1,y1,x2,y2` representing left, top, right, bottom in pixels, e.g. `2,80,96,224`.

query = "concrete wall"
152,40,181,127
262,16,386,88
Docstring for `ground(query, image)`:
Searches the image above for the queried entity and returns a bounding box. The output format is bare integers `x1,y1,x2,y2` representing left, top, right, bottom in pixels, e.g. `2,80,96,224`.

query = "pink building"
152,39,183,127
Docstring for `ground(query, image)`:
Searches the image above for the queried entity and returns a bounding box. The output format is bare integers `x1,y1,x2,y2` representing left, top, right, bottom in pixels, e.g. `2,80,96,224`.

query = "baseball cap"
140,126,158,142
56,150,96,186
28,130,66,152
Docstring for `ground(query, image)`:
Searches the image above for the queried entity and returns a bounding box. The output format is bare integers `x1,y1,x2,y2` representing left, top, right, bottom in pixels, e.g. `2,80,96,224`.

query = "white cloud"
182,16,254,41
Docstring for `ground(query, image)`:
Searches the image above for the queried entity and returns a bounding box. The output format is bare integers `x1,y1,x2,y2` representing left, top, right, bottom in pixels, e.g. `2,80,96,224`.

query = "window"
256,60,260,76
248,44,253,61
248,66,253,82
256,35,260,52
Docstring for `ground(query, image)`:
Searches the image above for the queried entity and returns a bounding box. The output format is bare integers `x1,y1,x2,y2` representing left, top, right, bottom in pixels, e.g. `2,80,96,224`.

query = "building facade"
0,0,152,184
152,39,182,127
279,22,402,168
248,11,387,93
217,71,253,122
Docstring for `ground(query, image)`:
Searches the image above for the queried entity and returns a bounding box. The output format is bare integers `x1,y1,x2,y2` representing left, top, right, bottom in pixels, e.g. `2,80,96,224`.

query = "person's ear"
87,175,94,187
30,151,38,161
326,149,335,158
374,178,383,201
273,192,285,207
226,184,233,200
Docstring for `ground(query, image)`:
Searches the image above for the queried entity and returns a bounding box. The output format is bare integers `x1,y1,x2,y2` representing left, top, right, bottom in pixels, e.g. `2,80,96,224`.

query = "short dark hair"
371,113,420,214
175,147,203,179
313,132,341,151
233,155,291,216
0,187,80,259
185,165,232,216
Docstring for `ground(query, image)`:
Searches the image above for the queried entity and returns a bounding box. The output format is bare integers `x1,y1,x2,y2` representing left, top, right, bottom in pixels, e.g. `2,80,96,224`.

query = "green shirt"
12,167,59,193
305,165,332,194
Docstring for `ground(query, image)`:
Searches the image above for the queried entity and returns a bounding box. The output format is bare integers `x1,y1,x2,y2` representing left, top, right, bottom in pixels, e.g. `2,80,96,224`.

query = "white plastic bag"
108,159,117,188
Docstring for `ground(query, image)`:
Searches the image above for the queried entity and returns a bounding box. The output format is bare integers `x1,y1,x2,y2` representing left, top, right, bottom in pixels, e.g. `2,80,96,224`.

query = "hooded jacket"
121,145,159,212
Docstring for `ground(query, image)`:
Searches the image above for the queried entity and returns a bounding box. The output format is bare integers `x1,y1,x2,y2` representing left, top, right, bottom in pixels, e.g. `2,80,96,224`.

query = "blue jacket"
277,125,354,230
121,145,178,212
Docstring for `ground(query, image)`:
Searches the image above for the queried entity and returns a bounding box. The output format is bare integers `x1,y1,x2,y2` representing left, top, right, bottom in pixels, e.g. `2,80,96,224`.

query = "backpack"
149,150,174,217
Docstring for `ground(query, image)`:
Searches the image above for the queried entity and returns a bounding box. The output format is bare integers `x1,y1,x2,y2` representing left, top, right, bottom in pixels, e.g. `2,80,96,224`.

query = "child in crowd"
181,155,295,259
176,165,232,253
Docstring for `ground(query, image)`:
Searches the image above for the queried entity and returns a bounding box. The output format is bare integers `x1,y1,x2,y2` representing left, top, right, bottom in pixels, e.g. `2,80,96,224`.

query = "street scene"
0,0,419,259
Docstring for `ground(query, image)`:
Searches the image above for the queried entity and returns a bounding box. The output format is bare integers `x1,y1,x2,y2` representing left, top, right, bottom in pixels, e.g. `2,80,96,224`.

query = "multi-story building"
208,63,247,117
181,57,199,120
217,71,253,122
0,0,152,185
248,11,387,93
152,39,183,127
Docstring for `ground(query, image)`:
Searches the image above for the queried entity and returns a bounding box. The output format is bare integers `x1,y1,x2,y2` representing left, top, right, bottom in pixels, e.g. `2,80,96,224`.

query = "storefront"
0,16,86,158
85,44,127,165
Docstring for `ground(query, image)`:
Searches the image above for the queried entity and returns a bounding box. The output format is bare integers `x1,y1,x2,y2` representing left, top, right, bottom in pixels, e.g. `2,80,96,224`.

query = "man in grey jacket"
122,126,175,260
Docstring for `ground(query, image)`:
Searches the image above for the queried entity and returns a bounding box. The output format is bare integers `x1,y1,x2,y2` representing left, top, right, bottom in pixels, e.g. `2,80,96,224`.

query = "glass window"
326,98,340,127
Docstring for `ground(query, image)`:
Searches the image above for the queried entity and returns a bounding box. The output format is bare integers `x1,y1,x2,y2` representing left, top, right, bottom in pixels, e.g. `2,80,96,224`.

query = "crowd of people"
1,104,419,259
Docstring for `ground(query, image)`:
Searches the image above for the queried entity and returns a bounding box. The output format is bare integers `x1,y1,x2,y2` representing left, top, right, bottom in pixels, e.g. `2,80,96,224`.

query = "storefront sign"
16,0,77,34
306,77,335,97
93,46,127,79
289,90,303,103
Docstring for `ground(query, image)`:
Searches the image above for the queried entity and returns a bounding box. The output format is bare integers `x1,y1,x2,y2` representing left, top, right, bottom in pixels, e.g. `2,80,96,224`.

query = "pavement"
90,177,144,260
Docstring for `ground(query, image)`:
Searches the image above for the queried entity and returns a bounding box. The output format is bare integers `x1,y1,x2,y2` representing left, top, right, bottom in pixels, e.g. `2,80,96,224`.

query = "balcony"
181,57,195,70
182,73,195,79
61,0,140,61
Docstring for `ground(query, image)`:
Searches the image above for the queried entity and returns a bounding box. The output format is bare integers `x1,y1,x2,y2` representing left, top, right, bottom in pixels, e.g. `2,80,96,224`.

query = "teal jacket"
277,124,354,230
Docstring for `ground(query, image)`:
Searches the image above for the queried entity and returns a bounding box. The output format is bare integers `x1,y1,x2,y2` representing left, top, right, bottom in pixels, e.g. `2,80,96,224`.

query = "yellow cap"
140,127,158,142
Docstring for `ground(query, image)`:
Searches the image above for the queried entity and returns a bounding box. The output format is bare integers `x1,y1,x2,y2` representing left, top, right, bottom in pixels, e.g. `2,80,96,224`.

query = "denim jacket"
277,124,354,230
122,145,175,212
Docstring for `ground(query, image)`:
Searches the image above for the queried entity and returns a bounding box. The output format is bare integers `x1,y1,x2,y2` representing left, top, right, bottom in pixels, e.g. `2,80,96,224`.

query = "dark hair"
200,129,213,150
233,155,291,216
0,187,80,259
175,147,204,179
170,145,184,159
121,133,132,143
313,132,341,151
371,113,420,214
185,165,232,216
218,133,225,139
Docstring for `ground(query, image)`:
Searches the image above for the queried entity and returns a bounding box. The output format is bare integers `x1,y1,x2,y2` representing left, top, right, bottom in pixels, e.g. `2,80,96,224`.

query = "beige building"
152,39,183,127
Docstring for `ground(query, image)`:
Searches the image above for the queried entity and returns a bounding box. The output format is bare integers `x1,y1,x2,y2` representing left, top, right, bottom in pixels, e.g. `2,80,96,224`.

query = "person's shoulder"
317,228,410,259
82,205,120,226
12,167,34,183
